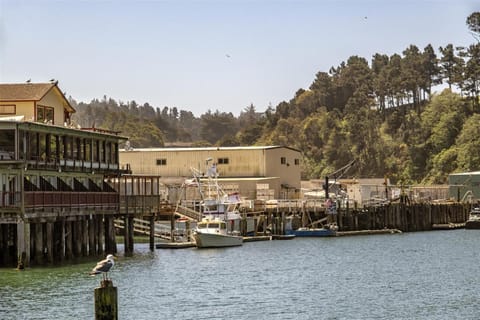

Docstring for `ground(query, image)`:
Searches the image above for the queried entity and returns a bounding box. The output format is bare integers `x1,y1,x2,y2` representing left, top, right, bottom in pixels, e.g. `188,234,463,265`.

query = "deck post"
94,280,118,320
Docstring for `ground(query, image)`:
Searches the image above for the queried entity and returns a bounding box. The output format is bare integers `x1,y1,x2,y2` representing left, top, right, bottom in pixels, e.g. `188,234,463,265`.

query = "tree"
421,44,441,100
455,114,480,171
462,43,480,110
199,110,239,144
401,44,424,108
439,44,464,90
466,12,480,42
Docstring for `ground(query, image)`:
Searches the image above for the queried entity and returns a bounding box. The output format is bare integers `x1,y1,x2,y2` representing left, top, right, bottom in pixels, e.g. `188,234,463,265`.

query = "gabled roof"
0,83,55,101
0,82,75,113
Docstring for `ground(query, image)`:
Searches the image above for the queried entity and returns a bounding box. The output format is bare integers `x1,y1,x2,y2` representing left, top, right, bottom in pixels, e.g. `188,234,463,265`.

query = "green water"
2,230,480,319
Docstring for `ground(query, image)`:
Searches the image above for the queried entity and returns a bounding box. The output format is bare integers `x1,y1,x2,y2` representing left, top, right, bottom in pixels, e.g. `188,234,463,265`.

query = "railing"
24,191,119,210
114,218,192,241
119,195,163,215
0,192,22,208
175,205,202,220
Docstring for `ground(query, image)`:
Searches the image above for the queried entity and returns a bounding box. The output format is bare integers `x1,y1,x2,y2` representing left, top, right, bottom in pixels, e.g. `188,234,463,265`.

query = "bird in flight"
226,54,231,58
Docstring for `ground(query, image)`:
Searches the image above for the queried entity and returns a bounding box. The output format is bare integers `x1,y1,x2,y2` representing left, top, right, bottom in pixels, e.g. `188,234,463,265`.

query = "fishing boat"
193,217,243,248
290,226,337,237
465,207,480,229
287,222,338,237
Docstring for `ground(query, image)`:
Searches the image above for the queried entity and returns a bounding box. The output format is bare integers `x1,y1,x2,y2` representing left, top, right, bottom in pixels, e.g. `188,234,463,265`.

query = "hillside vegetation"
71,12,480,185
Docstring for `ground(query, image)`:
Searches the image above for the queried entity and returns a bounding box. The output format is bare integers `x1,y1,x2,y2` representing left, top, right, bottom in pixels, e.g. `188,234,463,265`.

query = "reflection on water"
2,230,480,319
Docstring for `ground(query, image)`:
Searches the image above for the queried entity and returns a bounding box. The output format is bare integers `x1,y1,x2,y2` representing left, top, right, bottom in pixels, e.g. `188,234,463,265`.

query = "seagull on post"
89,254,116,280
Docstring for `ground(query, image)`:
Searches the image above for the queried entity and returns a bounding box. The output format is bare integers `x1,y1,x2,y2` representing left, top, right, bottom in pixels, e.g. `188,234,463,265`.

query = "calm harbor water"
1,229,480,319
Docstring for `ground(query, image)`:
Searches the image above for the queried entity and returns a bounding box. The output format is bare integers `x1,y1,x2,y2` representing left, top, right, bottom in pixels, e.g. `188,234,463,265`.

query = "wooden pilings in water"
0,213,120,268
265,202,469,234
337,203,469,232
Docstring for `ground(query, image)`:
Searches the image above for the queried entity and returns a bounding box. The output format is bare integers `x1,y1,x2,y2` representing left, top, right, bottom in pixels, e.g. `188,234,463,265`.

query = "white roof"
120,146,300,152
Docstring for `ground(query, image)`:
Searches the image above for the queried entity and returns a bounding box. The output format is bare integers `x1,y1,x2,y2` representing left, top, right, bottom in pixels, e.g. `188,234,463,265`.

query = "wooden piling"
94,280,118,320
127,216,134,254
149,216,154,251
34,223,43,265
73,219,82,257
97,216,104,256
45,222,53,264
65,221,73,260
89,217,96,256
81,218,88,257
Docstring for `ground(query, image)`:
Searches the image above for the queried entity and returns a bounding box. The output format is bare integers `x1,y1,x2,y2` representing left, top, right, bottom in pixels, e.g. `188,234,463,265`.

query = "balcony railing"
23,191,119,210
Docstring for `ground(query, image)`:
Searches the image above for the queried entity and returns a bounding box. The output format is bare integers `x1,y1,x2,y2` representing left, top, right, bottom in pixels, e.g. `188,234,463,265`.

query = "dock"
336,229,402,236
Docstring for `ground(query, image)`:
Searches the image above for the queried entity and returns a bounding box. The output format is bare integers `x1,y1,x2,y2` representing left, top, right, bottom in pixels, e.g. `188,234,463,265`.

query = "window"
281,157,286,165
294,158,300,165
156,159,167,165
37,105,54,123
0,104,15,115
218,158,229,164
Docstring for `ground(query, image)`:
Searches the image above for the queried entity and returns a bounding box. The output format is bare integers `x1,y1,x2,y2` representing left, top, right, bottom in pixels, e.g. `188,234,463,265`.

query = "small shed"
448,171,480,202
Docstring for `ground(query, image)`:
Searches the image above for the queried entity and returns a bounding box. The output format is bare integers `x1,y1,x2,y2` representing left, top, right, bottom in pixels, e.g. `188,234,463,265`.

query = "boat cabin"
196,219,228,234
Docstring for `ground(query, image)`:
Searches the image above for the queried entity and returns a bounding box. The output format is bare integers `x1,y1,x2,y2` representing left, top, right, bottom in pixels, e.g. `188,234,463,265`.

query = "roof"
449,171,480,176
120,146,302,153
0,119,128,140
0,83,55,101
0,82,75,113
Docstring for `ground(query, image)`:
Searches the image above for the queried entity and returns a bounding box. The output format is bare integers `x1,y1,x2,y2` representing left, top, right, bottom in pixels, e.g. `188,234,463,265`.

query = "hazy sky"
1,0,478,116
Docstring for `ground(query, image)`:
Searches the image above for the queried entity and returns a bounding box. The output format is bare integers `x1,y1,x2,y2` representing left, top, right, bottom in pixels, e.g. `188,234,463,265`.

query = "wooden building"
119,146,302,200
0,82,129,267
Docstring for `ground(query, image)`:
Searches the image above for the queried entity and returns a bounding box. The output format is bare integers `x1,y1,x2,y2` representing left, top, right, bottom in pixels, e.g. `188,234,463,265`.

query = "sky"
1,0,479,116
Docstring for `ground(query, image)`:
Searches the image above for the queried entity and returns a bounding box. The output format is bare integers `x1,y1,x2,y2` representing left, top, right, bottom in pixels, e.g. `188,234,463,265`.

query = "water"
2,230,480,320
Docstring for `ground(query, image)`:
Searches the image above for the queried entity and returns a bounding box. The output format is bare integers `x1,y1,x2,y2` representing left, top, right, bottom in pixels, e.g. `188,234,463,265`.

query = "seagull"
89,254,116,280
26,79,31,83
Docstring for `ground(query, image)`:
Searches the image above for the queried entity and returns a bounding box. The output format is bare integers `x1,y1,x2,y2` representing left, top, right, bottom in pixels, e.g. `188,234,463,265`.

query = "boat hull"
465,220,480,229
194,232,243,248
290,228,337,237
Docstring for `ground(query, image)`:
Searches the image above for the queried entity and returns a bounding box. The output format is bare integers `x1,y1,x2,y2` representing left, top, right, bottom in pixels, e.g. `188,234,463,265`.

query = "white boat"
193,217,243,248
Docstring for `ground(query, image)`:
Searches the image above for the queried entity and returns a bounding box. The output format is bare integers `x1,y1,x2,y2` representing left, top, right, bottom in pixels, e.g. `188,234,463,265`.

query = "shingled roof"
0,83,57,101
0,82,75,112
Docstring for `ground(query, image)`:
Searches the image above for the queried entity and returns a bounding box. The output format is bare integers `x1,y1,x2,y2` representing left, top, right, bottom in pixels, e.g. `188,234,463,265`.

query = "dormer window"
37,105,54,124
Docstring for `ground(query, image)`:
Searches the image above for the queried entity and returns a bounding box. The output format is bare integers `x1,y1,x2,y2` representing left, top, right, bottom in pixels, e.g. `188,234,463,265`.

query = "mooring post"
149,215,155,251
94,280,118,320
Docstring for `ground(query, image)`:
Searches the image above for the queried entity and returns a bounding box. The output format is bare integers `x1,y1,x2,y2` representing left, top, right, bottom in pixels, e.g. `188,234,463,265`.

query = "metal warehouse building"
448,171,480,202
119,146,302,200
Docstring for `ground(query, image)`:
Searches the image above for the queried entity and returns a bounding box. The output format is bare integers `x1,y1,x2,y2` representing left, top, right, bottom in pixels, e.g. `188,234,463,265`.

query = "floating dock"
336,229,402,236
